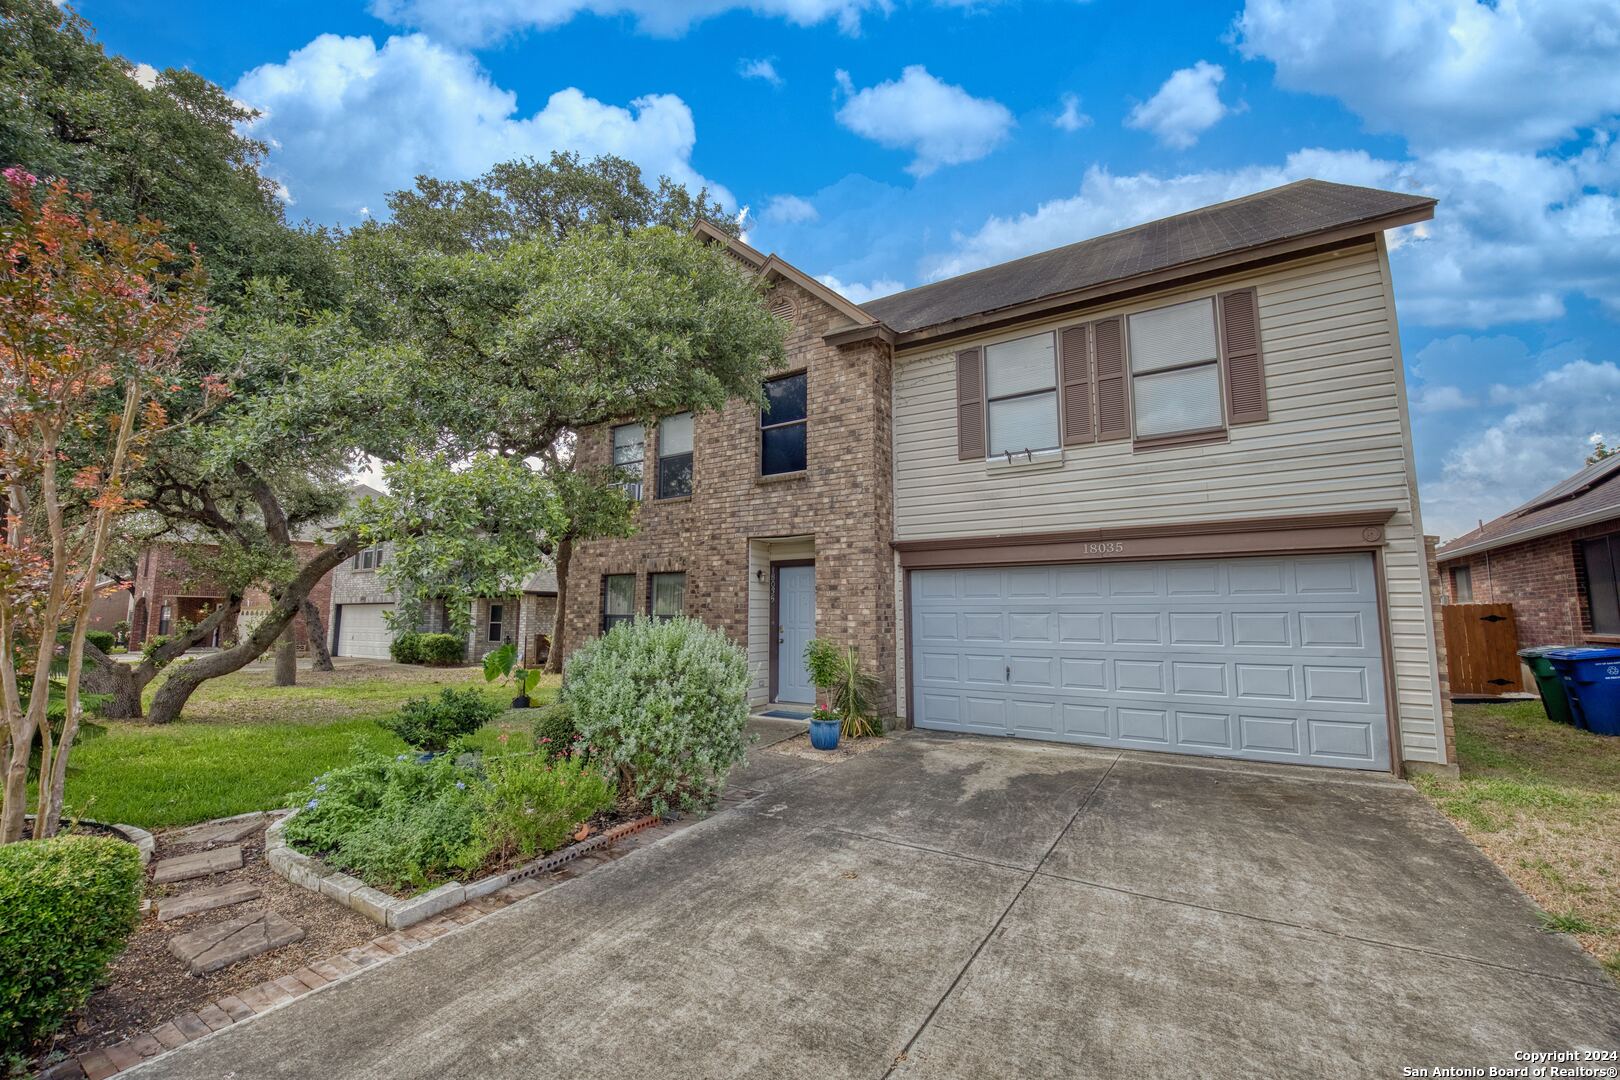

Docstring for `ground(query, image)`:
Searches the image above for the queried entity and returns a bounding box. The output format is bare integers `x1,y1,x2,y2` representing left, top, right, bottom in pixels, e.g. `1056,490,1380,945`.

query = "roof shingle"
1437,455,1620,559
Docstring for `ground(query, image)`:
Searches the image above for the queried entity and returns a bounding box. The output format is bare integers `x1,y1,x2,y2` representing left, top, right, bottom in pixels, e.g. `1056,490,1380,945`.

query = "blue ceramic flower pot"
809,718,841,751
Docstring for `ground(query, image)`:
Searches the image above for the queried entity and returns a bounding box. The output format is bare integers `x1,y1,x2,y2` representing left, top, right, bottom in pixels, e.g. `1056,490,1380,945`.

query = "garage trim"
895,509,1403,775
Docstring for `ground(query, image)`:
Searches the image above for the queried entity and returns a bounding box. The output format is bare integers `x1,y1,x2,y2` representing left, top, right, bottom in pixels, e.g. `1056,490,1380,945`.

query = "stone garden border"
24,816,154,865
265,810,663,929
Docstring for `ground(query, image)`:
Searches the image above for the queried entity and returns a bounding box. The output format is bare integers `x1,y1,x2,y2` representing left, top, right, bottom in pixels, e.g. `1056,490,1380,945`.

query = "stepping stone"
168,814,266,848
158,881,261,922
168,912,304,975
152,845,242,884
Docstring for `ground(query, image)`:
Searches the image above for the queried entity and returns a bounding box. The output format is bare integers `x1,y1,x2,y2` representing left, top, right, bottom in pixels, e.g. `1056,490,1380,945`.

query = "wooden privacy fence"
1441,603,1523,695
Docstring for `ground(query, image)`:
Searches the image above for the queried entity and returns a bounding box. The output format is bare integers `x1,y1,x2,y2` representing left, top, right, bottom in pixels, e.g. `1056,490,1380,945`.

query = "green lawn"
56,661,559,830
1413,699,1620,980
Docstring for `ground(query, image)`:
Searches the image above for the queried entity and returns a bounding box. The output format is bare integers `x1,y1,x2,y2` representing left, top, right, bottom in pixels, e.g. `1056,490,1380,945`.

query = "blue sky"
83,0,1620,540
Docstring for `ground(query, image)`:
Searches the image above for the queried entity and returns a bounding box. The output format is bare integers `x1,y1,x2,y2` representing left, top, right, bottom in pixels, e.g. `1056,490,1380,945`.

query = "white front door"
776,564,816,704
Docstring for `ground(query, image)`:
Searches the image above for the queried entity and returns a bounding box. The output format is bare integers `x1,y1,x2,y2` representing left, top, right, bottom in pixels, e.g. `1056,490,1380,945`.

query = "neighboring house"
563,178,1454,777
127,540,334,651
328,541,559,664
84,579,132,635
1436,455,1620,648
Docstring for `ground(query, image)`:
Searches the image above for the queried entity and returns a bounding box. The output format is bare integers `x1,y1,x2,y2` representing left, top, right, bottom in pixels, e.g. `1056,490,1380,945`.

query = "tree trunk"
82,599,241,720
302,597,334,672
146,539,360,724
273,626,297,687
545,537,571,675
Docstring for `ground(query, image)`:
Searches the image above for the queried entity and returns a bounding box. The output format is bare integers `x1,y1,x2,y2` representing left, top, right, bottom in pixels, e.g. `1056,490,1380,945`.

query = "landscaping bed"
1413,699,1620,980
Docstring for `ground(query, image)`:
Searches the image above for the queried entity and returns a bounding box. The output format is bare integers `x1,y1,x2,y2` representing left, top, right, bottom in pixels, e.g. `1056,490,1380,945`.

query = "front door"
775,564,816,704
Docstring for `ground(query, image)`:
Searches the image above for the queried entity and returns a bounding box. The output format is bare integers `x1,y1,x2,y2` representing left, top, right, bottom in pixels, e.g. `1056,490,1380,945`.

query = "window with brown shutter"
1059,323,1094,445
1219,288,1267,424
955,347,985,461
1093,316,1129,441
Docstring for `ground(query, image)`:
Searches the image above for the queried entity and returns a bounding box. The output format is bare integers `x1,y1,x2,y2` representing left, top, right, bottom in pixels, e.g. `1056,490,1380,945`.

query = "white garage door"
336,603,395,660
909,554,1391,770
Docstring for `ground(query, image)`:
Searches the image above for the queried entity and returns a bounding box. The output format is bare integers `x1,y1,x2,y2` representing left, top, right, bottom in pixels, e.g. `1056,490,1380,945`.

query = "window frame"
981,331,1060,459
601,574,636,633
1580,534,1620,636
487,602,504,642
353,545,385,571
1125,296,1227,445
647,572,687,621
1451,565,1474,604
611,422,646,501
158,601,172,636
760,371,809,476
656,413,694,500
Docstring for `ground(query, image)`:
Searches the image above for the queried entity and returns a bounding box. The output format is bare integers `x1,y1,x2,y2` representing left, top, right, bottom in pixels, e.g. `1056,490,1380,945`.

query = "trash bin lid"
1518,646,1575,659
1544,647,1620,662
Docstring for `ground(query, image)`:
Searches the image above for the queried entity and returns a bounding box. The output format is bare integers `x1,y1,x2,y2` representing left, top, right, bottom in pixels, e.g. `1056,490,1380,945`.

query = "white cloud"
1125,61,1228,149
1420,357,1620,539
1409,384,1477,413
762,194,818,224
833,65,1013,177
816,273,905,304
738,58,783,86
129,62,160,89
1053,92,1091,133
369,0,890,45
231,34,728,225
1236,0,1620,151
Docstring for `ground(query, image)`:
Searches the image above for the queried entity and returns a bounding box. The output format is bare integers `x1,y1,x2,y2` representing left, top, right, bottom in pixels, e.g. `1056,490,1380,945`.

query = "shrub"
416,632,465,666
803,639,883,739
389,631,422,665
469,753,615,863
565,616,749,816
382,688,500,753
85,630,116,655
0,836,143,1053
531,701,578,762
140,634,169,660
283,749,484,890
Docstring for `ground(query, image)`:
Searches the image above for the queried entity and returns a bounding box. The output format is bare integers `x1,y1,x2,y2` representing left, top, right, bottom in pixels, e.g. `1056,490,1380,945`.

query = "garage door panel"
910,554,1390,771
336,603,395,660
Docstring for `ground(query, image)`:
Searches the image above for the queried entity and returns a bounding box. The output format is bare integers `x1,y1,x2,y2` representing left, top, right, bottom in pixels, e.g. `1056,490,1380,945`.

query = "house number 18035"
1084,541,1125,556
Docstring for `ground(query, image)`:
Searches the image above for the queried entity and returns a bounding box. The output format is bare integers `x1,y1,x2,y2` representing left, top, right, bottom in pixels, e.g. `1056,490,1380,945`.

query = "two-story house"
562,179,1454,777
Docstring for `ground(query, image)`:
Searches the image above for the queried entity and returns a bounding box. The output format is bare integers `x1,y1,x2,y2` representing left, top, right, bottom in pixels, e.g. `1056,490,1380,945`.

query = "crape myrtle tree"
350,153,786,669
3,0,353,699
0,171,208,842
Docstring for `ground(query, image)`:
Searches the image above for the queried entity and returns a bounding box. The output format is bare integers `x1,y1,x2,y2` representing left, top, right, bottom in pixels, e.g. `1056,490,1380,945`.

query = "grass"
52,660,559,830
1413,698,1620,979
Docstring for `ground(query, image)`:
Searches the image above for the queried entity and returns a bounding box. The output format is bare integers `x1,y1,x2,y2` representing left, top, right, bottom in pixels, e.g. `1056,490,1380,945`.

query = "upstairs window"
649,572,686,620
657,413,694,499
354,545,386,571
1581,534,1620,635
1127,298,1224,440
984,332,1058,457
488,603,504,642
761,372,808,475
612,423,645,500
602,574,636,633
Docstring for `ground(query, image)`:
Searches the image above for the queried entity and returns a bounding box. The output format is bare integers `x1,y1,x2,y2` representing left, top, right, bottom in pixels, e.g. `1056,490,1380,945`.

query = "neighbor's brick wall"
516,594,558,666
130,541,333,651
1425,536,1457,766
1439,519,1620,647
561,277,899,714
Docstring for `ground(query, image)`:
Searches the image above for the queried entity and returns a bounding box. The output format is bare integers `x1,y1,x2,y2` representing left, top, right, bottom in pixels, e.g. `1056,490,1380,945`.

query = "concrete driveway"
131,730,1620,1079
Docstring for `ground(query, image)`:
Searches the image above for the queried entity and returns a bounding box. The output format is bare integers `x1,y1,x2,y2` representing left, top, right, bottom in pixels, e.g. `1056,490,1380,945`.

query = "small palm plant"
803,639,882,738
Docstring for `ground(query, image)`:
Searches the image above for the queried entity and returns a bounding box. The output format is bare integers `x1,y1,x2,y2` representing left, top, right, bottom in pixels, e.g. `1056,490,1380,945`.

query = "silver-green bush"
565,616,749,816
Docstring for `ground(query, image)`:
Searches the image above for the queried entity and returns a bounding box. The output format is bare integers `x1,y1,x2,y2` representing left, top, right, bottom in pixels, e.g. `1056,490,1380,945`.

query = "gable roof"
1437,455,1620,561
862,179,1435,338
693,220,879,330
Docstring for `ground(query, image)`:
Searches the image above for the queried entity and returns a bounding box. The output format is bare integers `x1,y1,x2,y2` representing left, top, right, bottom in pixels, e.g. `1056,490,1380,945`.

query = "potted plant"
803,639,882,741
809,705,842,750
482,641,542,708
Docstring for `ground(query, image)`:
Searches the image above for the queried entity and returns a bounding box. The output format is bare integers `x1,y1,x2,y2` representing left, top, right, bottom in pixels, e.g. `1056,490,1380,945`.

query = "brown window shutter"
1219,288,1267,424
1059,324,1094,445
956,347,985,461
1093,316,1129,441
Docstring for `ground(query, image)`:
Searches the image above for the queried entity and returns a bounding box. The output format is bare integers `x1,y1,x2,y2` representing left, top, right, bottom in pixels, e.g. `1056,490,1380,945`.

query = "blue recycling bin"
1543,648,1620,735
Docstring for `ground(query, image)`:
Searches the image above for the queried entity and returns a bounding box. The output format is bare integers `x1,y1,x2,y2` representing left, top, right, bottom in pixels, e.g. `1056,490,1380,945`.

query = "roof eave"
887,203,1436,351
1436,503,1620,562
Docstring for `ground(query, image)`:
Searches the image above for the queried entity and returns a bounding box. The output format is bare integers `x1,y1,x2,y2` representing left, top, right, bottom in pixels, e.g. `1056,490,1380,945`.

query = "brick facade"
561,276,898,712
1437,518,1620,647
129,541,333,651
1424,536,1457,766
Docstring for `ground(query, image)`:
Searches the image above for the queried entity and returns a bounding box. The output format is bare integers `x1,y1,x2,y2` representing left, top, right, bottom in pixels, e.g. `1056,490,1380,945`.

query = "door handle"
1005,664,1011,682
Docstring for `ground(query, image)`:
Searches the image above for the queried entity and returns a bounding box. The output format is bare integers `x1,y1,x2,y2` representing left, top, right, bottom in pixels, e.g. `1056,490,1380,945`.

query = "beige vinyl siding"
890,242,1446,763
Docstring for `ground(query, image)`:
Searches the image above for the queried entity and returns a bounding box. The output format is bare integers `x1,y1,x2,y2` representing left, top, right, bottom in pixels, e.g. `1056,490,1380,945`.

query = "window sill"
984,448,1065,473
652,495,693,505
757,470,808,486
1584,634,1620,645
1132,427,1228,453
